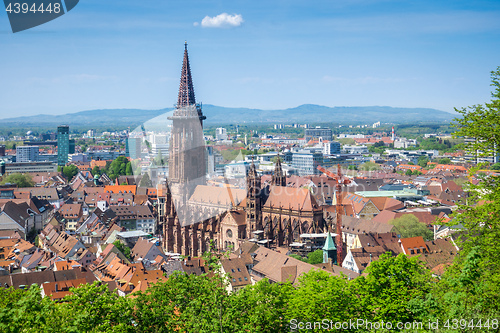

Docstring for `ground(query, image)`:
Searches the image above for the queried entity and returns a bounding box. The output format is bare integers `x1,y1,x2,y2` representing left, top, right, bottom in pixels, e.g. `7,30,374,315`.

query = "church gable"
221,210,246,227
358,200,380,219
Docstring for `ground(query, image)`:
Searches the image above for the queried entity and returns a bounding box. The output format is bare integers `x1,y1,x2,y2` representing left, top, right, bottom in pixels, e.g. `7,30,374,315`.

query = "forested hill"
0,104,454,128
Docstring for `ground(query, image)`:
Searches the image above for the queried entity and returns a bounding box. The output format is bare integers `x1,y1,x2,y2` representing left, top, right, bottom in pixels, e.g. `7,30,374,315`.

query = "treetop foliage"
389,214,433,241
0,173,35,187
453,66,500,158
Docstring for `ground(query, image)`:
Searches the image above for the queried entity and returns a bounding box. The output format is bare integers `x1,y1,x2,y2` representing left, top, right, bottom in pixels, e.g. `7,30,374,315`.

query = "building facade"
292,151,323,176
323,142,341,155
57,125,70,166
305,128,333,141
16,146,39,163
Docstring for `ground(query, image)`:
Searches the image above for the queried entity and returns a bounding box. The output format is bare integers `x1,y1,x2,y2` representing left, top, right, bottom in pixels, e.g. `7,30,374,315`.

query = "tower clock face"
226,229,233,238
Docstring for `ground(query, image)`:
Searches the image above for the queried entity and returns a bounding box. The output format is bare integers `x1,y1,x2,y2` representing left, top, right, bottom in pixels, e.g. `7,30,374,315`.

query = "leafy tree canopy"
389,214,433,241
491,162,500,170
359,161,380,171
437,157,452,165
139,173,152,188
106,156,132,180
62,165,79,181
113,240,132,260
306,249,324,265
417,156,430,168
0,173,34,187
453,66,500,158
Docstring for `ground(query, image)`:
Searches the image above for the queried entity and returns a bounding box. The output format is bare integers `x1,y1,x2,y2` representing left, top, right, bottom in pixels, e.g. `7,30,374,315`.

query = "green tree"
405,169,413,176
130,159,141,175
62,165,79,180
306,249,324,265
125,162,133,175
288,253,307,262
445,173,500,316
359,161,380,171
153,150,165,166
418,137,451,151
134,272,231,333
0,285,58,332
337,138,355,145
0,173,34,187
368,145,385,154
350,253,433,323
139,173,152,188
113,240,132,260
417,156,430,168
229,279,292,333
63,282,134,332
108,156,130,180
389,214,433,241
453,66,500,160
491,162,500,170
91,165,101,176
286,270,358,330
442,68,500,317
438,157,452,165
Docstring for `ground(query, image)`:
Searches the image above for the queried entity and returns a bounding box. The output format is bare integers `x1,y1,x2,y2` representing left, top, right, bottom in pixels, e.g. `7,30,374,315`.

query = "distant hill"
0,104,455,128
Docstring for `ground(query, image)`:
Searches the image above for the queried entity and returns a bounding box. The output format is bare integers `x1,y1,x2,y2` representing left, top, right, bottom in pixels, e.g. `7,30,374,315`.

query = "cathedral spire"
272,155,286,187
177,41,196,108
248,157,257,178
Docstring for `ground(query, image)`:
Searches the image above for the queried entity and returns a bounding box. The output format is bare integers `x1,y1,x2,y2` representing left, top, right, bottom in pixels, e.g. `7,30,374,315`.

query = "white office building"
216,128,228,141
16,146,39,163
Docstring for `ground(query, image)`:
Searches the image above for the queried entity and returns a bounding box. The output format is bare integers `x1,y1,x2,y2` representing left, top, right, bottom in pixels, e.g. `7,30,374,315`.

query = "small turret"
272,155,286,186
322,231,337,264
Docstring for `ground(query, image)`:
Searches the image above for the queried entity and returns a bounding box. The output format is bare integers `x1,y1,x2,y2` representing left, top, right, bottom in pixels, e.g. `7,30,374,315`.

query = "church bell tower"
168,42,207,203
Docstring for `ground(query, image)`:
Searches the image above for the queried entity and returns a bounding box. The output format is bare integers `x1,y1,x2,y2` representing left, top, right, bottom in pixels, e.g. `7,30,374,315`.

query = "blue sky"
0,0,499,118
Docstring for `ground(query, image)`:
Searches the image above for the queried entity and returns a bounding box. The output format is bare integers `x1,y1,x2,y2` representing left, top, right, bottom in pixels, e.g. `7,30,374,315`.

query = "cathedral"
159,44,328,257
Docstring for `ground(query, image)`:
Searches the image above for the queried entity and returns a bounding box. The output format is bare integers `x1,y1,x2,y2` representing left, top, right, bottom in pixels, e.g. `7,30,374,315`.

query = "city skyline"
1,0,500,118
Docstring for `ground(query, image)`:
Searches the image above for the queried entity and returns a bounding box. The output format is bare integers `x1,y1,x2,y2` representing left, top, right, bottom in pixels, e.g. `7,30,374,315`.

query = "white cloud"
199,13,243,28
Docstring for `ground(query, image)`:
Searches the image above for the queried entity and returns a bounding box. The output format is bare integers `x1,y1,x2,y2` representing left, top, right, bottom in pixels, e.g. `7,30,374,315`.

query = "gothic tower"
246,159,262,237
168,42,207,211
271,156,286,186
165,42,207,255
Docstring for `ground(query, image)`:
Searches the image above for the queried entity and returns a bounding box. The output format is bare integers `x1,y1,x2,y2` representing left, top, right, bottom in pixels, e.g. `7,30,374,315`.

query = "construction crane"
317,164,351,264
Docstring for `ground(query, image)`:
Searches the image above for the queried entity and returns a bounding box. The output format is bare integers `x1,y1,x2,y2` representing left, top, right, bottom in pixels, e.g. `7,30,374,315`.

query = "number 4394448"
443,319,499,330
6,3,62,14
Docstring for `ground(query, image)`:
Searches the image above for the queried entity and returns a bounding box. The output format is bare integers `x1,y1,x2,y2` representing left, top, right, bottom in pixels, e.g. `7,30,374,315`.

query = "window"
231,269,235,273
226,229,233,238
237,268,241,272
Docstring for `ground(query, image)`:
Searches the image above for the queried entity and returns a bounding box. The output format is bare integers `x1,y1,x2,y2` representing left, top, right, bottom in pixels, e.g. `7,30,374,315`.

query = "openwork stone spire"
177,41,196,107
272,155,286,186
